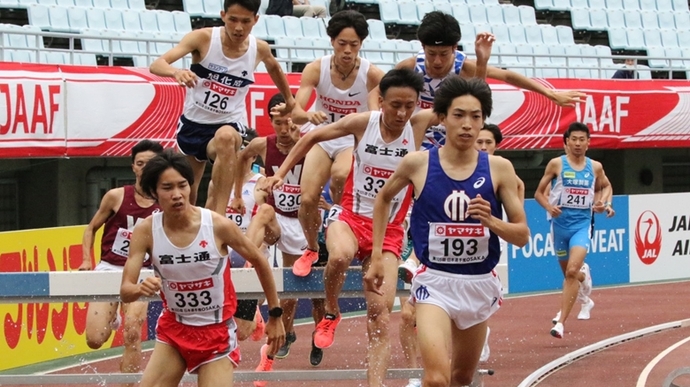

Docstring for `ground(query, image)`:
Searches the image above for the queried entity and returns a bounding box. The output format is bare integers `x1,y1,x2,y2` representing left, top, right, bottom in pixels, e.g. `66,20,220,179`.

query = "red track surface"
6,280,690,387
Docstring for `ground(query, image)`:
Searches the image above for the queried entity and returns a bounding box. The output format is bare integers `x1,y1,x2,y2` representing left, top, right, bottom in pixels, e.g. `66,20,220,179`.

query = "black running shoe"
275,331,296,359
310,334,323,366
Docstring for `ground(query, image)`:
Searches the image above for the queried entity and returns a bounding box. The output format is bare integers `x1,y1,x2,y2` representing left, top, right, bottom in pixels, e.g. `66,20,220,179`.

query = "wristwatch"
605,201,613,208
268,307,283,318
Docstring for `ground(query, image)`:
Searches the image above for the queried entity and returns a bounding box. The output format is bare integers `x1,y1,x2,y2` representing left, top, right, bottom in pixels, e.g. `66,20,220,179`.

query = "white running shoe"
550,322,564,339
405,378,422,387
579,263,592,300
577,298,595,320
110,313,122,331
552,310,561,325
398,258,419,284
479,327,490,362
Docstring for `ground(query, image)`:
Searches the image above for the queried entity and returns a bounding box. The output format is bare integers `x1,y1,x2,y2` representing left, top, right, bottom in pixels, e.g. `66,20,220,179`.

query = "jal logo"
444,190,471,221
635,210,662,265
473,177,486,189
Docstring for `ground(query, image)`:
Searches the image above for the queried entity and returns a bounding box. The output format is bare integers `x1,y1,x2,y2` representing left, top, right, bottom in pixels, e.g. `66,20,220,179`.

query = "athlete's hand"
138,277,161,297
77,260,93,271
318,195,332,211
270,102,291,117
593,200,605,214
605,205,615,218
265,315,286,356
363,254,386,296
474,32,495,63
548,205,562,218
306,111,329,126
261,176,284,192
551,90,586,107
173,69,197,88
229,197,246,214
467,194,495,228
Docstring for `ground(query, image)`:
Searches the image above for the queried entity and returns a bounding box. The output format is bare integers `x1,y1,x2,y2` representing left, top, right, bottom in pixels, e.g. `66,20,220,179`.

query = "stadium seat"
118,29,140,55
252,16,267,39
11,49,37,62
122,9,142,31
640,10,658,28
172,11,192,32
274,35,292,61
86,7,106,28
643,28,662,47
202,0,220,16
139,9,159,31
635,64,652,79
74,0,90,6
508,24,527,44
656,0,674,11
622,0,640,9
660,28,678,47
153,32,174,55
664,47,683,68
18,0,39,6
263,14,286,39
589,0,607,7
65,7,88,33
570,8,591,30
395,39,415,62
292,36,316,62
533,0,553,10
74,52,97,65
258,0,267,13
626,28,646,49
417,0,434,19
674,11,690,29
594,44,617,77
409,39,422,51
48,5,71,31
0,0,19,6
589,8,608,29
282,16,303,37
155,10,175,33
312,37,330,57
623,9,642,27
607,9,626,28
657,10,675,28
301,17,322,38
38,0,56,5
484,4,503,23
378,39,397,64
524,24,542,43
452,3,470,24
497,44,518,66
362,39,383,63
433,1,452,15
377,63,393,72
606,0,624,8
579,43,598,68
681,47,690,65
515,43,533,66
571,0,588,8
182,0,204,16
2,25,27,48
28,4,51,29
474,22,490,34
81,28,104,52
518,5,537,24
460,24,475,45
647,46,668,67
672,0,688,10
502,4,520,25
556,25,575,44
492,24,510,43
607,27,628,49
128,0,143,8
56,0,73,6
91,0,108,7
540,25,559,45
551,0,570,10
367,19,386,40
104,8,124,30
110,0,128,8
469,4,488,23
547,44,568,73
379,0,401,24
398,0,420,24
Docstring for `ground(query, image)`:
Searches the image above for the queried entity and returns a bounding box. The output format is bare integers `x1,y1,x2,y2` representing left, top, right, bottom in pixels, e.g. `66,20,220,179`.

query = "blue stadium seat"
398,0,420,24
11,49,37,62
674,12,690,29
657,10,675,28
118,30,141,55
433,1,452,15
367,19,386,40
0,0,19,7
643,28,662,47
104,8,124,29
38,0,56,5
28,4,51,29
656,0,673,11
395,39,415,62
19,0,39,6
589,8,608,29
625,28,646,49
595,44,617,77
497,43,518,66
492,23,510,43
252,15,267,39
282,16,303,37
570,8,590,30
292,36,316,62
202,0,220,17
39,51,68,64
474,22,490,33
640,9,658,27
660,28,678,46
139,9,159,31
518,5,537,24
622,0,640,9
110,0,127,8
122,9,142,31
647,46,667,67
1,24,25,48
551,0,570,10
515,43,534,72
377,63,394,72
301,16,324,38
672,0,688,10
607,9,625,28
417,0,434,19
502,4,520,25
155,10,176,33
379,0,401,24
182,0,204,16
605,0,624,8
579,43,598,67
485,4,504,23
469,4,487,23
66,6,87,30
508,24,526,43
664,47,683,68
607,27,628,49
171,11,191,32
524,24,542,43
74,0,90,6
361,39,382,63
589,0,606,6
264,15,286,39
460,24,474,45
56,0,73,6
73,51,96,65
312,37,330,57
378,39,397,64
91,0,108,7
452,3,470,24
571,0,588,8
409,39,422,51
153,32,174,55
48,5,71,31
623,9,642,27
85,7,106,28
540,24,559,44
533,0,553,10
81,28,105,52
547,44,568,75
556,25,575,44
128,0,143,8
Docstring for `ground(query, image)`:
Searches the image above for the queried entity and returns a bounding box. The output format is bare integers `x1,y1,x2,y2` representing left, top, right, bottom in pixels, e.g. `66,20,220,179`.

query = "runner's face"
565,131,590,156
155,168,191,213
132,150,158,183
331,28,362,67
271,115,300,144
441,95,484,150
476,130,496,154
221,5,258,44
379,86,418,132
422,45,457,78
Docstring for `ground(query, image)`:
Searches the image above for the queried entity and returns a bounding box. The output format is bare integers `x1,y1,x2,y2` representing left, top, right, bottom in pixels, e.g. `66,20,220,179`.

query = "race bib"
355,164,393,200
164,277,222,315
194,79,237,115
324,204,342,228
273,184,301,212
427,222,489,264
560,187,592,209
226,208,250,233
111,227,132,258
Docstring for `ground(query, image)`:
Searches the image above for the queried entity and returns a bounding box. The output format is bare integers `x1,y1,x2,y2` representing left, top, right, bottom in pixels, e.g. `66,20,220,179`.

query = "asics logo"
473,177,486,189
415,285,430,301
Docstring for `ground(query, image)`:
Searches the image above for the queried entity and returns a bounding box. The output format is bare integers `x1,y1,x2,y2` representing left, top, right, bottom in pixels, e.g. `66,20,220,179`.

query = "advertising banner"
508,196,629,294
629,193,690,283
1,62,689,158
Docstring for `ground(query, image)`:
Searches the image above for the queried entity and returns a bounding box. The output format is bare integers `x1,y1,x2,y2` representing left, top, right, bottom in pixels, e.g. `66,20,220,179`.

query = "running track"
5,280,690,387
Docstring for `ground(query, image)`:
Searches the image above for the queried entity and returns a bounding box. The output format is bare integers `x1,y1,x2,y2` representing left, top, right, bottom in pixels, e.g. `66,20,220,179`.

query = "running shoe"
254,344,274,387
405,378,422,387
550,322,564,339
293,249,319,277
309,332,323,366
479,327,490,362
398,258,418,284
314,313,341,349
552,310,561,325
275,331,296,359
577,298,595,320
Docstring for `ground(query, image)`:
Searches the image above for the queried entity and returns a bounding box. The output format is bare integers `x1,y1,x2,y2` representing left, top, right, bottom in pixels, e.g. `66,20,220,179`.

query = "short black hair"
326,10,369,41
417,11,461,47
379,68,424,98
433,77,493,119
223,0,260,14
563,122,590,144
481,124,503,145
131,140,164,163
140,150,195,199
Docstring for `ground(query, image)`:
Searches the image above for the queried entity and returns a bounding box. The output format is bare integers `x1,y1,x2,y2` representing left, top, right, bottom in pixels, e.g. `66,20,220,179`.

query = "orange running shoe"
253,344,274,387
292,249,319,277
313,313,341,349
250,307,265,341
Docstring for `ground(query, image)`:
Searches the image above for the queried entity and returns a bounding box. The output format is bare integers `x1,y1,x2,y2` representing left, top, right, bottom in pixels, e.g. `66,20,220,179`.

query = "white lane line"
636,336,690,387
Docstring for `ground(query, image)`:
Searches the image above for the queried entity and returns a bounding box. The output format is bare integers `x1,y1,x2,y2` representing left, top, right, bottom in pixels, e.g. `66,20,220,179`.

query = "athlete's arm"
473,32,494,80
516,175,526,205
233,137,267,206
534,157,561,217
80,188,121,271
121,218,160,303
461,60,585,107
258,39,296,113
478,156,529,246
254,176,268,205
150,29,206,87
290,61,326,125
364,151,427,295
367,57,415,110
593,162,614,217
410,109,440,148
